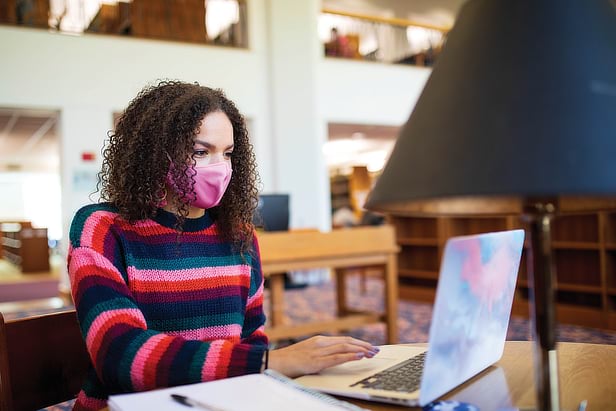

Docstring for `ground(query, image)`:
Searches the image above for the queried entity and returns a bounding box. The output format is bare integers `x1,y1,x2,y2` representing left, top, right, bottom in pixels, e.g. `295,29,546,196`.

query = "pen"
170,393,228,411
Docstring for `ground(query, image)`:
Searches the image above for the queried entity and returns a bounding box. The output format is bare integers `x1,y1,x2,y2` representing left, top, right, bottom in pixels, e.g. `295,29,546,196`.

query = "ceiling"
325,123,400,172
327,123,399,141
0,109,59,173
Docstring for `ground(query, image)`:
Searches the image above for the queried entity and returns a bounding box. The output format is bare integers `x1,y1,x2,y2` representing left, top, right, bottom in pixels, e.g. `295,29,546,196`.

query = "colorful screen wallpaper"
420,229,525,404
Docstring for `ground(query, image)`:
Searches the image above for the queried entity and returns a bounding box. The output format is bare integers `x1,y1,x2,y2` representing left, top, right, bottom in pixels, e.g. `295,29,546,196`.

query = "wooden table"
347,341,616,410
98,342,615,411
257,225,399,344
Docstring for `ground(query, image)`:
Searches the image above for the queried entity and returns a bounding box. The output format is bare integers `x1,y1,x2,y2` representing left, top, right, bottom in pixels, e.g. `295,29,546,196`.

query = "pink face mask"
167,161,233,209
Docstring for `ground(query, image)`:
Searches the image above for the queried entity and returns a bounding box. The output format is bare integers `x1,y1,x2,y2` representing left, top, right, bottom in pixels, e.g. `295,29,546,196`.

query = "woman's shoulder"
72,202,119,223
69,203,121,246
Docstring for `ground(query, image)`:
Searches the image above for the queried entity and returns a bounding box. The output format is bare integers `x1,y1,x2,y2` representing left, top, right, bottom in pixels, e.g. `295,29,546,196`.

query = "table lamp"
365,1,616,410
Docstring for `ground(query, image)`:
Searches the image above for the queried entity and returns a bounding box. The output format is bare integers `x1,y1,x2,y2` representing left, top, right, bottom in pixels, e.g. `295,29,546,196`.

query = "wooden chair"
0,310,91,411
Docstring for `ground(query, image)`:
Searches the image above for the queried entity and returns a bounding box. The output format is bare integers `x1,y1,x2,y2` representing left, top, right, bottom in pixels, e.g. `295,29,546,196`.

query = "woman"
67,80,378,410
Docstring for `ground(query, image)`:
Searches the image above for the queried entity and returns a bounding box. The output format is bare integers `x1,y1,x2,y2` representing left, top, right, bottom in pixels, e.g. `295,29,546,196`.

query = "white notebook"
108,370,368,411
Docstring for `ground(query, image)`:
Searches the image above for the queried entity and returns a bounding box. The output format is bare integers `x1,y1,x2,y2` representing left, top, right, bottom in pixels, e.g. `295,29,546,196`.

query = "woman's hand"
267,335,380,378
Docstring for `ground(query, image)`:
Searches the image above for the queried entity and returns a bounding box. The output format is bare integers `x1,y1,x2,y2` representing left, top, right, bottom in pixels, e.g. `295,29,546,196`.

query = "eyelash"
192,150,233,158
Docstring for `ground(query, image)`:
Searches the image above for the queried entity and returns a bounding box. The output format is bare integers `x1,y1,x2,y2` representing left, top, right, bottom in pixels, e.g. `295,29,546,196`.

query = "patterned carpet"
265,274,616,346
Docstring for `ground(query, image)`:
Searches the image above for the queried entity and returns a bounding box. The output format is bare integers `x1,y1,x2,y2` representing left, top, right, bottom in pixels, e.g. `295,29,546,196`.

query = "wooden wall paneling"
0,0,17,24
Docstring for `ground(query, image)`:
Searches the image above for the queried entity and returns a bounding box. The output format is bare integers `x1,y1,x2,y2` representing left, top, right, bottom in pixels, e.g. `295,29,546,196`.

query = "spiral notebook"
108,369,368,411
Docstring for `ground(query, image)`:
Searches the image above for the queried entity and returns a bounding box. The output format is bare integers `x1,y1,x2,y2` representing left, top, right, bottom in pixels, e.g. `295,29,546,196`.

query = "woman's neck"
187,206,206,218
162,203,205,219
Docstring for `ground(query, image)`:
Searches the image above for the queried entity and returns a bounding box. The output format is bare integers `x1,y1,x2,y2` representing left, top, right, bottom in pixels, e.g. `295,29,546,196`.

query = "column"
265,0,331,230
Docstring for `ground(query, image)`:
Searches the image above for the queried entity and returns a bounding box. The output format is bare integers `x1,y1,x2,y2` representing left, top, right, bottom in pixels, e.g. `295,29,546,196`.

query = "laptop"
253,194,290,232
296,229,525,407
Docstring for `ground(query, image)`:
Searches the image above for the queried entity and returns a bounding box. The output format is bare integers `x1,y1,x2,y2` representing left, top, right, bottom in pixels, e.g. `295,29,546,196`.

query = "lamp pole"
523,201,560,411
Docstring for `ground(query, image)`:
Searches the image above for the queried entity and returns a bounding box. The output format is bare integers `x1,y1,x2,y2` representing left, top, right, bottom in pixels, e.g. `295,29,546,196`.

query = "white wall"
0,174,26,220
0,172,62,238
319,59,430,125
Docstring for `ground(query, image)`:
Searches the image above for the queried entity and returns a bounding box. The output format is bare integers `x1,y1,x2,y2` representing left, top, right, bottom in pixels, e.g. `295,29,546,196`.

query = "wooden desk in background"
257,225,399,344
348,342,616,411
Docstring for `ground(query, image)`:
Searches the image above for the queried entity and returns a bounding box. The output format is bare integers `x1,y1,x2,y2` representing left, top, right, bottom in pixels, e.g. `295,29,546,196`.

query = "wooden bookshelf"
330,174,352,212
330,166,376,222
0,0,48,28
0,0,17,24
1,222,49,273
131,0,208,43
388,207,616,330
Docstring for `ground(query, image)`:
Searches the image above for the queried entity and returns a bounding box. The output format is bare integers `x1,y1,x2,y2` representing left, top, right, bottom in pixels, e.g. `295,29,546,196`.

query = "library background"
1,0,615,348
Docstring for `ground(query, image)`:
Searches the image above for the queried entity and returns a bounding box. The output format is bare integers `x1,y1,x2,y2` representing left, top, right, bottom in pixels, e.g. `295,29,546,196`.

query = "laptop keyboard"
350,351,427,393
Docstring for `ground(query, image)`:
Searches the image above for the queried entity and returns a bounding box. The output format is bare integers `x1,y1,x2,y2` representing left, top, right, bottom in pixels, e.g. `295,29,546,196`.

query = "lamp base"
523,201,561,411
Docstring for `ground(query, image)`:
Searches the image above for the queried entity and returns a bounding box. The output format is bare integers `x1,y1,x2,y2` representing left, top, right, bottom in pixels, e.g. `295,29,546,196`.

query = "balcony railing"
320,9,450,67
0,0,247,47
1,2,448,64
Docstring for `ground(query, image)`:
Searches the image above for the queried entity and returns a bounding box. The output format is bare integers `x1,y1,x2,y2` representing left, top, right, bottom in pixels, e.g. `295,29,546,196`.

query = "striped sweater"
67,203,268,411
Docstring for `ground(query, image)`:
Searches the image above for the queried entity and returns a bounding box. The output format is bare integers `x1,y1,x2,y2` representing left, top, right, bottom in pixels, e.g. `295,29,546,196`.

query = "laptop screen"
419,229,525,404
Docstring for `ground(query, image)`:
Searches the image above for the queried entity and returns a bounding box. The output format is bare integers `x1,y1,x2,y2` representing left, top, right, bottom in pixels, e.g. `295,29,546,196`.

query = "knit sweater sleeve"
240,232,267,344
67,206,268,394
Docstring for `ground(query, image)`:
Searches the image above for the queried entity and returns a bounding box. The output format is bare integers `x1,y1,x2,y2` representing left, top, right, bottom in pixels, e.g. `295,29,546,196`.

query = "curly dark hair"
98,80,260,253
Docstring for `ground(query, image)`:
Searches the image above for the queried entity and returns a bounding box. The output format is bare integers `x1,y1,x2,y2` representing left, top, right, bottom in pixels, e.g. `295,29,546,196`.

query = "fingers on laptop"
317,337,378,357
268,335,380,377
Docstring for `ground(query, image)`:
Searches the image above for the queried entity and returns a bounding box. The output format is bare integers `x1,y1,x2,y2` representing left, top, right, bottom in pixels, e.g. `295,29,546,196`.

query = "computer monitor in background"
253,194,290,232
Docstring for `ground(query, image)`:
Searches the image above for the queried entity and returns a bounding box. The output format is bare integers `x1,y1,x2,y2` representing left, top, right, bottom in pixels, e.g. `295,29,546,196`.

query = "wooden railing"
320,8,450,66
322,8,451,33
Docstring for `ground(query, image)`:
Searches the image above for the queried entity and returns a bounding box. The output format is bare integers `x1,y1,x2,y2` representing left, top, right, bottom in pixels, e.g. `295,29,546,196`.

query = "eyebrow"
193,140,234,150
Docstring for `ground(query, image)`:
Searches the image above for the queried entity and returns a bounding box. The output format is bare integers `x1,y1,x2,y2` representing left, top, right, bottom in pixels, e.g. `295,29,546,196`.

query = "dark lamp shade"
365,0,616,216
